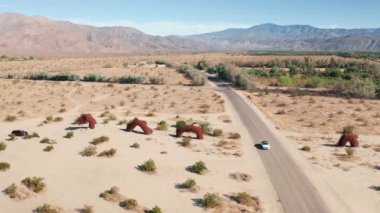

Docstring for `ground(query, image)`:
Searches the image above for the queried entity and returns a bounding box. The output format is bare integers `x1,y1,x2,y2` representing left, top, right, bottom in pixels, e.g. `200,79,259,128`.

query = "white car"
260,141,271,150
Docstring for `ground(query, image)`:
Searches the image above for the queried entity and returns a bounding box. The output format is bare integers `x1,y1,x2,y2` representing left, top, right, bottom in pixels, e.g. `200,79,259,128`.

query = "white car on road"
259,141,271,150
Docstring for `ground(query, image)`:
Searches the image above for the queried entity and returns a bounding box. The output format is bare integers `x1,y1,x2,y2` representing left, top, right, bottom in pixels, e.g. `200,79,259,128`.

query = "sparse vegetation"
179,178,197,192
119,199,138,210
80,145,97,157
64,131,74,138
3,183,19,199
345,147,355,157
21,177,45,193
34,203,61,213
178,64,206,86
202,193,221,208
90,136,109,145
342,125,354,134
190,161,207,174
175,120,187,128
43,145,54,152
24,132,40,139
156,120,168,130
139,159,157,173
99,186,123,202
0,162,10,171
98,148,117,157
149,205,162,213
180,137,191,147
234,192,260,209
300,146,311,152
130,143,140,149
0,142,7,151
4,115,17,122
211,128,223,137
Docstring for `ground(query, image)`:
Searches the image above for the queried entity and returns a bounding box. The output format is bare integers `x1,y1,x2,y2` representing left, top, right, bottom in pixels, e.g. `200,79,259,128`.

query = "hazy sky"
0,0,379,35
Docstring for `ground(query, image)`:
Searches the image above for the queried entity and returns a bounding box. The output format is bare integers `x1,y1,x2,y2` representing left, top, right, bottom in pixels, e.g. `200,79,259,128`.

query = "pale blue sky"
0,0,379,35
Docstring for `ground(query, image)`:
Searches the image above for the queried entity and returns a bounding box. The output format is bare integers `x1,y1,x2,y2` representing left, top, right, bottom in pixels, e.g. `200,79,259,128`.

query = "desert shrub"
83,74,107,82
139,159,156,173
80,145,97,157
149,76,166,85
40,138,52,144
194,60,209,70
24,132,40,139
28,72,50,80
120,199,138,210
4,115,17,122
156,121,168,131
99,186,120,200
90,136,109,145
203,193,221,208
345,147,355,157
54,117,63,122
118,76,145,84
229,132,241,139
130,143,140,149
190,161,207,174
34,203,61,213
146,112,155,117
149,206,162,213
325,68,342,78
49,72,80,81
0,142,6,151
21,177,45,193
178,65,206,86
79,205,94,213
180,179,197,191
155,60,173,67
300,146,311,152
122,62,129,68
43,145,54,152
8,134,16,141
3,183,18,198
235,192,259,208
304,76,327,88
335,77,377,98
211,129,223,137
64,132,74,138
180,137,191,147
0,162,10,171
200,122,212,135
98,148,117,157
342,125,354,134
117,119,128,125
279,75,294,87
175,120,187,128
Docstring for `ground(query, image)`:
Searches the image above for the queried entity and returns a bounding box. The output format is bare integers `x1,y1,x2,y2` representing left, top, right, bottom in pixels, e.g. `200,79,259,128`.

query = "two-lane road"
216,82,330,213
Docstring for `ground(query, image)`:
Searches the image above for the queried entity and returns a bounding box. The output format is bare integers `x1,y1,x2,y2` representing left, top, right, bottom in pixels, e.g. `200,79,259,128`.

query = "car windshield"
262,141,268,145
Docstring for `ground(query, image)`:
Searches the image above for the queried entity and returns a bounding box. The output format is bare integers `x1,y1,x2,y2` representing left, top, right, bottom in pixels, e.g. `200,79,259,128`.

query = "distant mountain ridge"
0,12,379,54
185,23,380,51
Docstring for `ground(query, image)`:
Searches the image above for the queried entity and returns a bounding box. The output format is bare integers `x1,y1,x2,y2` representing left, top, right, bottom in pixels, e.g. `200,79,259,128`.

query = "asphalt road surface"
216,82,330,213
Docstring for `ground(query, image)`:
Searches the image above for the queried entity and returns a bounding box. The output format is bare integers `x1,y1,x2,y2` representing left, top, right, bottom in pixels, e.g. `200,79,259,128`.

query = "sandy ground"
244,90,380,213
0,80,282,212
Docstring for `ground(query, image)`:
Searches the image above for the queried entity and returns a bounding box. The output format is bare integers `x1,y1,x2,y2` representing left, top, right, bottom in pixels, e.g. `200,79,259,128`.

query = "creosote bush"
0,162,10,171
43,145,54,152
24,132,40,139
119,199,138,210
300,146,311,152
180,137,191,147
190,161,207,174
175,120,187,128
342,125,354,135
345,147,355,157
98,148,117,157
90,136,109,145
211,129,223,137
0,142,7,151
81,145,97,157
130,143,140,149
180,179,197,191
34,203,61,213
203,193,221,208
156,121,168,131
64,131,74,138
21,177,45,193
139,159,156,173
150,205,162,213
235,192,260,208
3,183,18,199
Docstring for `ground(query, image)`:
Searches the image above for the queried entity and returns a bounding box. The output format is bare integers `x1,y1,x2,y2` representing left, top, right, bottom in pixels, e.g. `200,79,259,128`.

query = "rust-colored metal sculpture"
176,124,204,139
75,114,97,129
337,133,359,147
126,118,153,135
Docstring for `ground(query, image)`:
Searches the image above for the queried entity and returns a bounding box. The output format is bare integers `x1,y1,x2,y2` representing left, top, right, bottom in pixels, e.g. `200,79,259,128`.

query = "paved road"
215,83,330,213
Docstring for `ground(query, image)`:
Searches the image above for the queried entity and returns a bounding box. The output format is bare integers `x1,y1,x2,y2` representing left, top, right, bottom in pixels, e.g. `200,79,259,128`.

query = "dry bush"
119,199,138,210
21,177,45,193
80,145,97,157
99,186,124,202
4,115,17,122
233,192,261,210
130,143,140,149
98,148,117,157
34,203,62,213
90,136,109,145
229,172,252,182
202,193,221,208
138,159,157,173
0,162,10,171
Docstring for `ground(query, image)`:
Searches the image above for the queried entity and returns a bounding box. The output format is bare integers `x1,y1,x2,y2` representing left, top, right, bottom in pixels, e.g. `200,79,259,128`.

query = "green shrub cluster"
178,65,206,86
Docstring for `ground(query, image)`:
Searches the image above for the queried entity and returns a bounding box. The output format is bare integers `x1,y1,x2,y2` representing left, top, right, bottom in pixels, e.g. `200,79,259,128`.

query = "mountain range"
0,12,379,54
